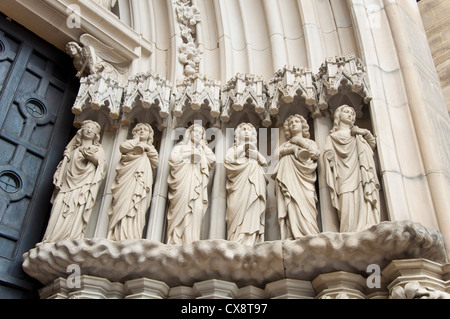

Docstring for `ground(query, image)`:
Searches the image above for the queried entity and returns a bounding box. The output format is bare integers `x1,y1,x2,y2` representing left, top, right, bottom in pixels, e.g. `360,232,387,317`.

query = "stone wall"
418,0,450,114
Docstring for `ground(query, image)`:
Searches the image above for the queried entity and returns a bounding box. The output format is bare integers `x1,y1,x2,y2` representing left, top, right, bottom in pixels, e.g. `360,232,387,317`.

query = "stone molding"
23,221,447,291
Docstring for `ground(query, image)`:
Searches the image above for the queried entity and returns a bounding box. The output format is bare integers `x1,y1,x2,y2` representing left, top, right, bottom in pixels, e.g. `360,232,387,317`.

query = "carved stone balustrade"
122,71,172,127
72,74,125,129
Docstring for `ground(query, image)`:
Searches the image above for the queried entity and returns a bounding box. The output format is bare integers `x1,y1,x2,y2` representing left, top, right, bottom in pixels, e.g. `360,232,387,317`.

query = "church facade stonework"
0,0,448,299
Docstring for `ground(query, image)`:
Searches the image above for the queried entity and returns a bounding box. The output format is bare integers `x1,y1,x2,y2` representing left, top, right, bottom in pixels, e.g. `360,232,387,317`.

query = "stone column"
91,125,129,238
383,0,450,257
312,271,367,299
382,258,449,299
313,113,339,232
265,279,316,299
208,127,227,240
145,126,176,242
193,279,239,299
124,278,170,299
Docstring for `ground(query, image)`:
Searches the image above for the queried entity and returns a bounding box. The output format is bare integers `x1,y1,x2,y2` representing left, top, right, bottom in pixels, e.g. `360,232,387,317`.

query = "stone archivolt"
28,46,449,299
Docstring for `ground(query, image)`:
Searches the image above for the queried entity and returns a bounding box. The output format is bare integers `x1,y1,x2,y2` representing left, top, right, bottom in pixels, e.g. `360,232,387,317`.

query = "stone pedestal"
265,279,315,299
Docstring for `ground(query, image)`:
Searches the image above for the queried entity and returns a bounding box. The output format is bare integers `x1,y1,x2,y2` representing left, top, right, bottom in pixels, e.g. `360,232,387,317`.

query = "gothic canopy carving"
68,51,372,130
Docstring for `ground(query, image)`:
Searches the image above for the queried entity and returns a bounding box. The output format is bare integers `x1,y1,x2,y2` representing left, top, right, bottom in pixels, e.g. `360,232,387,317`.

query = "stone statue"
224,123,268,245
107,123,159,241
273,114,320,239
42,120,106,243
65,34,126,79
166,124,216,244
323,104,380,232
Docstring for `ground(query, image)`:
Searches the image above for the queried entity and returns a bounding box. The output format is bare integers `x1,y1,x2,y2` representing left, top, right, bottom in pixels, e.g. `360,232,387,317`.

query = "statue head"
132,123,154,144
283,114,310,140
234,122,257,146
331,104,356,132
74,120,102,147
65,42,82,58
182,123,206,146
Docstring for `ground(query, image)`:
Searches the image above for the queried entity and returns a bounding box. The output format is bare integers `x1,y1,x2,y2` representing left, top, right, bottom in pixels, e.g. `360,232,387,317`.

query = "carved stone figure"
274,114,320,239
107,123,159,241
166,124,216,244
323,104,380,232
42,121,106,243
391,281,450,299
224,123,267,245
65,34,127,79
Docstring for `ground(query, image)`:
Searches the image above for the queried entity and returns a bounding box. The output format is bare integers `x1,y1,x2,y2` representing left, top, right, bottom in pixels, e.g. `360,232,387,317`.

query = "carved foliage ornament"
174,0,203,78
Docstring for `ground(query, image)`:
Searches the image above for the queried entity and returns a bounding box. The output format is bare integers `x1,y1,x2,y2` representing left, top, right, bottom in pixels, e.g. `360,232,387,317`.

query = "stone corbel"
315,54,372,116
221,73,271,128
72,73,125,130
173,74,221,122
122,72,173,128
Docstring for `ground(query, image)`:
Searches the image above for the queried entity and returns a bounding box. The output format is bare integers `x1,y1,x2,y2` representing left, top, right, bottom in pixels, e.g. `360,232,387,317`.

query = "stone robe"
107,139,159,240
224,146,267,245
42,144,106,242
324,130,380,232
166,143,215,244
274,139,320,239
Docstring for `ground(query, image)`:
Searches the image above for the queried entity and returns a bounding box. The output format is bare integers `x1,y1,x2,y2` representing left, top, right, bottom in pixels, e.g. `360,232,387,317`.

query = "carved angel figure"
65,34,126,79
224,123,268,245
274,114,320,239
166,124,216,244
107,123,159,241
323,104,380,232
42,120,106,243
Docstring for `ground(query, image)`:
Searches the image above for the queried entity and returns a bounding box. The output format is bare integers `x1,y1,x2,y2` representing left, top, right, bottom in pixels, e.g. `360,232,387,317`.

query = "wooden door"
0,14,78,298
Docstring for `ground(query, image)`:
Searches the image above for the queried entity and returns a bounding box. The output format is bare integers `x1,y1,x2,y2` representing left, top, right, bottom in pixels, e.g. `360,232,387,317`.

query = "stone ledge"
22,221,448,288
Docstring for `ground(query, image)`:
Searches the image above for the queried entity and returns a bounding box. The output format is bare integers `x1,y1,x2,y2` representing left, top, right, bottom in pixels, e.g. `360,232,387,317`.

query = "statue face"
81,123,98,141
190,125,204,144
288,116,302,135
238,124,253,143
135,124,150,141
339,106,356,125
66,44,78,57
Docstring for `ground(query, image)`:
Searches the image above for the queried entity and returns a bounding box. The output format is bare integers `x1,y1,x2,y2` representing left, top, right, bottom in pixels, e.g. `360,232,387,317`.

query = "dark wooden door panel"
0,14,78,298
